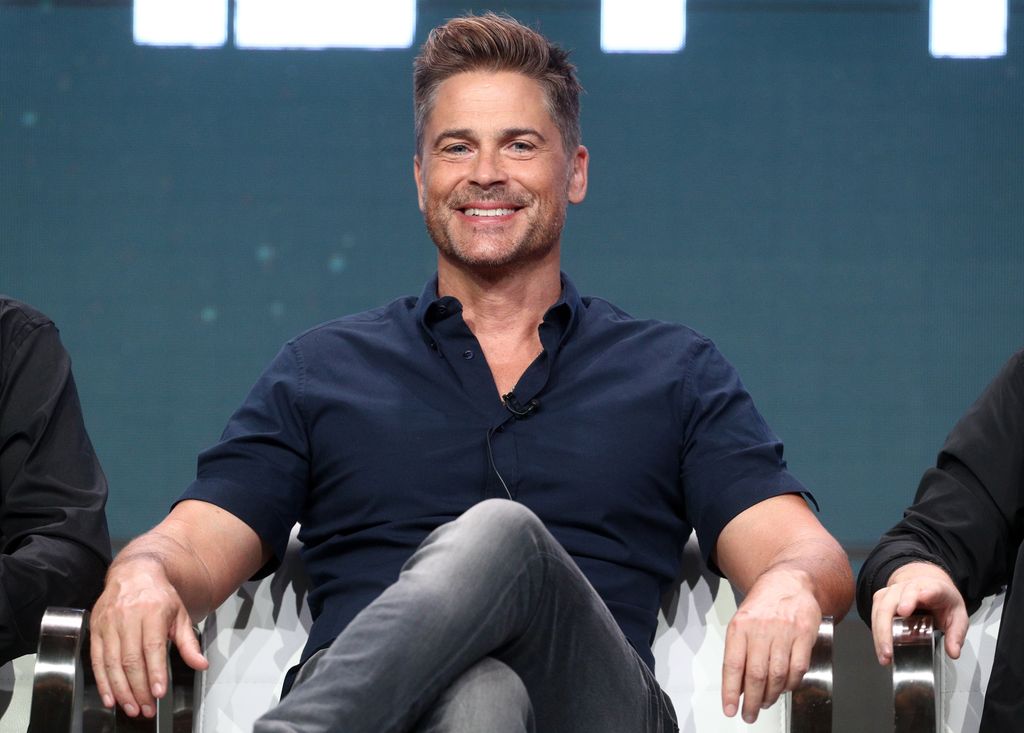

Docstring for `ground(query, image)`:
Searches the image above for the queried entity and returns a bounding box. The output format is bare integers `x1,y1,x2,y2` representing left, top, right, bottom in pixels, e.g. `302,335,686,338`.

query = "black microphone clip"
502,392,539,420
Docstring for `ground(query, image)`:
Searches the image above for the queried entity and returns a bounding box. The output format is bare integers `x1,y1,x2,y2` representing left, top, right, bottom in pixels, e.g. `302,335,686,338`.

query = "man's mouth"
462,207,518,217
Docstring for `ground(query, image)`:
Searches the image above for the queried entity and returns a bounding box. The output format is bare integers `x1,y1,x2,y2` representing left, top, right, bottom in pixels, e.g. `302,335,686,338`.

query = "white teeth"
464,208,515,217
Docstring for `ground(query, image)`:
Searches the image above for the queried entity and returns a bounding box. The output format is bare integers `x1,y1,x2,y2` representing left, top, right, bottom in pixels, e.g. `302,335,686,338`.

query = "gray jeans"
254,499,678,733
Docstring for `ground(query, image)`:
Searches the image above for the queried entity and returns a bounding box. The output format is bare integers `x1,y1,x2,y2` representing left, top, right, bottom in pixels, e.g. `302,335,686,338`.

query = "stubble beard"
424,187,566,273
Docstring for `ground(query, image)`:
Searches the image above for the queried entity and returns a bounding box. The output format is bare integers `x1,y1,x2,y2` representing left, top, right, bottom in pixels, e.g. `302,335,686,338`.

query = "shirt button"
437,304,448,315
429,341,438,351
462,349,474,360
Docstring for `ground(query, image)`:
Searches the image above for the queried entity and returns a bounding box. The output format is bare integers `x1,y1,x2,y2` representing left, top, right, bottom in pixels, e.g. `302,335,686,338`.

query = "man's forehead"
426,70,552,127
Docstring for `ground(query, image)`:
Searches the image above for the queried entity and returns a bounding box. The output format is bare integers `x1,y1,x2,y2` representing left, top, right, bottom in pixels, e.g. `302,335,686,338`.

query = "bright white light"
235,0,417,49
601,0,685,54
930,0,1007,58
133,0,228,48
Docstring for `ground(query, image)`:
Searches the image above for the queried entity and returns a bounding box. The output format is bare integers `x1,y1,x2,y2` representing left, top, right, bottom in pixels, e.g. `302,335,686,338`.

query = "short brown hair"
413,13,582,155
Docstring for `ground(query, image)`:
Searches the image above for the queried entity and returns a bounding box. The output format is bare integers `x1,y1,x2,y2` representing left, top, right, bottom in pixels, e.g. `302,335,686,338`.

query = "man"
0,297,111,663
90,13,853,732
858,348,1023,730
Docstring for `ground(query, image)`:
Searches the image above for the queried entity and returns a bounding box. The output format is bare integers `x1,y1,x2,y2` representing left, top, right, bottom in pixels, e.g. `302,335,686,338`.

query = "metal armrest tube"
29,607,197,733
29,608,88,733
892,614,941,733
788,616,834,733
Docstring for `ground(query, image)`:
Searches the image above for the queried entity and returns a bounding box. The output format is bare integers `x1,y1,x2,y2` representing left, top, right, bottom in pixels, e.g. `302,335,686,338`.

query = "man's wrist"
887,560,953,587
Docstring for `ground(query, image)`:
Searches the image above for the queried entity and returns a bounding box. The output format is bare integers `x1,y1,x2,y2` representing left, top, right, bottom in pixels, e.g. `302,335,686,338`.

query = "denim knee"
417,657,534,733
459,499,547,549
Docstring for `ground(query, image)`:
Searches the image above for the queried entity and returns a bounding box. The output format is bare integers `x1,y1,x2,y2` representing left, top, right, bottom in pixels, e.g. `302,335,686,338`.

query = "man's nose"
469,149,507,188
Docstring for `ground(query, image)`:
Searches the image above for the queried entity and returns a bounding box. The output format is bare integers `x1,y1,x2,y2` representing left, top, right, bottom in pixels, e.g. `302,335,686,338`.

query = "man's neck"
436,256,562,340
436,254,562,396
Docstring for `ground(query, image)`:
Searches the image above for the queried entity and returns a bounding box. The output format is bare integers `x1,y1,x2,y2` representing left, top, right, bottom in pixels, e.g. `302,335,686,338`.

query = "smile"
462,208,518,217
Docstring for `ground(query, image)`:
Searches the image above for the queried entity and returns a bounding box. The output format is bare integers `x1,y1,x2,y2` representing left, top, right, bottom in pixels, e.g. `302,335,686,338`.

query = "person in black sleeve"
0,297,112,664
858,348,1024,730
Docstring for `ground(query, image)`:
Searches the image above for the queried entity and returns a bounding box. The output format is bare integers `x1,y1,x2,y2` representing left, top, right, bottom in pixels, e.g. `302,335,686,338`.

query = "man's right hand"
86,500,269,718
89,556,209,718
869,561,969,666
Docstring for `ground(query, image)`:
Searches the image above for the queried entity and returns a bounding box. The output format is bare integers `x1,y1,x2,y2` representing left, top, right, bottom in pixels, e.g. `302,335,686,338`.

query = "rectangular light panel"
930,0,1007,58
601,0,685,54
235,0,417,50
133,0,228,48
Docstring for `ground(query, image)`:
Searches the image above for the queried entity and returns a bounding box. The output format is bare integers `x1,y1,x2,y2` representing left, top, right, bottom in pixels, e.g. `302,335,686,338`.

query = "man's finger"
762,638,792,709
871,585,905,664
89,628,116,710
98,626,143,717
118,616,157,717
141,614,172,705
736,627,771,723
171,611,209,673
720,626,748,718
942,606,970,660
784,627,814,693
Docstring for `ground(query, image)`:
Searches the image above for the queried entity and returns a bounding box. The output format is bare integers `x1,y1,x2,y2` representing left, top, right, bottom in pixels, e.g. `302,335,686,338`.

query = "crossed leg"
255,499,677,733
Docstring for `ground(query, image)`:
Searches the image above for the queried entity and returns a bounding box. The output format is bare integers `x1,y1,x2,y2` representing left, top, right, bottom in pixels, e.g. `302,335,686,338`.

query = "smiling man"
89,13,852,733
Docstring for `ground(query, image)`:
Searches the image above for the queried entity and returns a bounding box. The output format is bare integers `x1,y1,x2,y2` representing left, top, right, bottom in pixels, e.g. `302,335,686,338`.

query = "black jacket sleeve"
0,300,112,663
856,349,1024,624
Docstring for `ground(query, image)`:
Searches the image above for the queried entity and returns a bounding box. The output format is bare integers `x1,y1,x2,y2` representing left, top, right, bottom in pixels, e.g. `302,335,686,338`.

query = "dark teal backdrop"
2,1,1022,550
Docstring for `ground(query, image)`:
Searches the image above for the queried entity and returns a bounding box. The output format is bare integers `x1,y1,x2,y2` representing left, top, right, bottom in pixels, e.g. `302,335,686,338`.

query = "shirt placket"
426,300,519,500
424,301,568,502
482,314,564,501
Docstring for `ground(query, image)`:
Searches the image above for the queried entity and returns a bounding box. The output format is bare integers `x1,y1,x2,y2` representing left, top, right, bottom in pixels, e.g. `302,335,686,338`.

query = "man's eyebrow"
433,128,475,147
431,127,548,148
501,127,546,143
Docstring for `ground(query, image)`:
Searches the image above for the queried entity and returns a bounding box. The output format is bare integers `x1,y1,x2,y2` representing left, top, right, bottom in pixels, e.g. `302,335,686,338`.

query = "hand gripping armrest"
892,614,941,733
787,616,834,733
29,607,198,733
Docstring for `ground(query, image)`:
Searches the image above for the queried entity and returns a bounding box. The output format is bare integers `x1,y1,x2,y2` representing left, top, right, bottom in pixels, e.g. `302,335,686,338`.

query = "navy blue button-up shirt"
180,273,808,670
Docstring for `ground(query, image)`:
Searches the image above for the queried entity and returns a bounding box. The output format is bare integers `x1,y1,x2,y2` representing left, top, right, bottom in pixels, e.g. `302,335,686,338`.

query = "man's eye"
444,144,471,155
509,141,534,153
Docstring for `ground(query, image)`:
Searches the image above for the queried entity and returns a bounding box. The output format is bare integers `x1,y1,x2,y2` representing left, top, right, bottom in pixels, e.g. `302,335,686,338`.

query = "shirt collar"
415,271,582,347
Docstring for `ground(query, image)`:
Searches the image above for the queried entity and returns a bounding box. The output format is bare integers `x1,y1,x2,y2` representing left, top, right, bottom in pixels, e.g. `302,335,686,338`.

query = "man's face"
414,70,588,273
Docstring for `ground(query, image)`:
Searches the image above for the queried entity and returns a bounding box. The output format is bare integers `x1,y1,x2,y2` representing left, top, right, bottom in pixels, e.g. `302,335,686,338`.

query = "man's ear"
567,145,589,204
413,155,426,212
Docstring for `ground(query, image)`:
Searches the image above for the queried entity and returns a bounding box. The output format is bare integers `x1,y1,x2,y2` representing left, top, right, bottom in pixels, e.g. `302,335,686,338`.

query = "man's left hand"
713,493,854,723
721,566,822,723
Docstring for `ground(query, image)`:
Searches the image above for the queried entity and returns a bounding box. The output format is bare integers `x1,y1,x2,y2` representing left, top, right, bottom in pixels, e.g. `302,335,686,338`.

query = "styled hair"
413,13,582,155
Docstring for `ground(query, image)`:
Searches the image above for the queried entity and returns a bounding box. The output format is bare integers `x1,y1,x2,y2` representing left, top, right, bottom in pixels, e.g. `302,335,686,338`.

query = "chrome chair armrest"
892,614,941,733
29,607,197,733
788,616,834,733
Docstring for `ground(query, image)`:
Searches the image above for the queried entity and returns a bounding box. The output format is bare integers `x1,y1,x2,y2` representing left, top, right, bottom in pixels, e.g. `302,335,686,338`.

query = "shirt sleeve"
856,349,1024,623
0,314,112,664
679,337,812,571
177,341,309,568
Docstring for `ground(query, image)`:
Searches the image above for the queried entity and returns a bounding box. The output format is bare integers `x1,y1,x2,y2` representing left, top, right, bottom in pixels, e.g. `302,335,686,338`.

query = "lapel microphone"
502,392,539,419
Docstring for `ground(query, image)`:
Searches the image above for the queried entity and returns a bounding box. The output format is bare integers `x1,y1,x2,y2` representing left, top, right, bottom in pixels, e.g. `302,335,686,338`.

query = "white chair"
196,531,831,733
28,531,835,732
0,654,36,732
653,535,832,733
